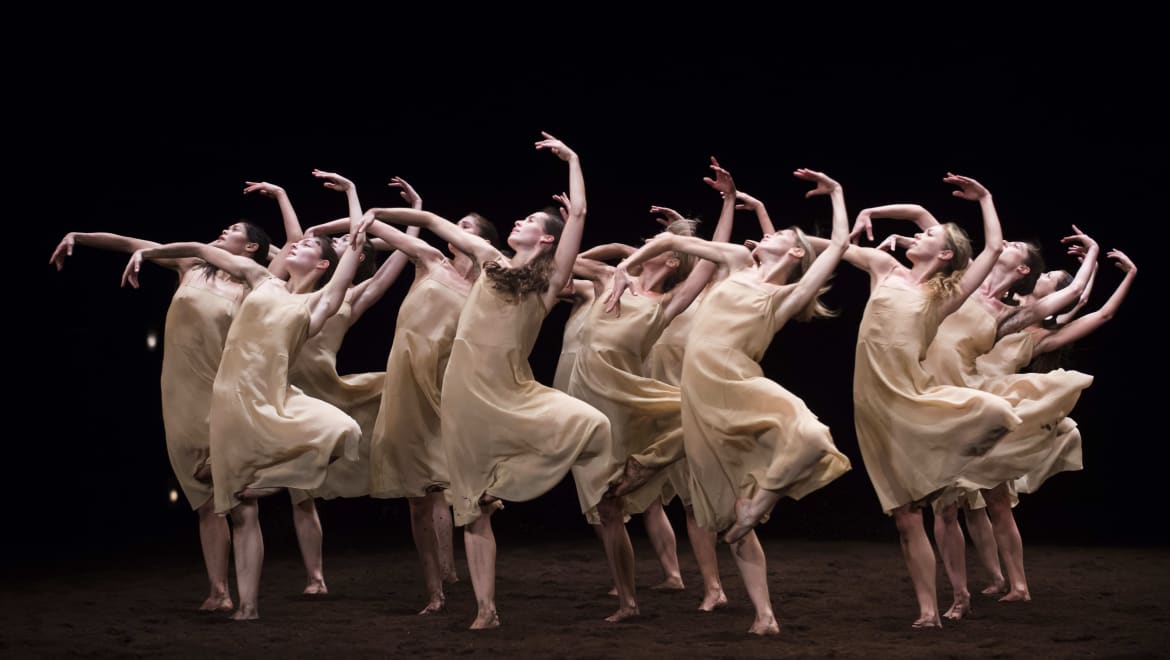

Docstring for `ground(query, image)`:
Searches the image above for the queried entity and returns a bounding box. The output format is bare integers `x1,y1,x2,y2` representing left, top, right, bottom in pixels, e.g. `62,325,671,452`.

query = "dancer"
354,132,636,629
122,169,367,621
357,195,503,615
829,173,1026,628
51,218,273,612
607,167,853,635
569,158,737,598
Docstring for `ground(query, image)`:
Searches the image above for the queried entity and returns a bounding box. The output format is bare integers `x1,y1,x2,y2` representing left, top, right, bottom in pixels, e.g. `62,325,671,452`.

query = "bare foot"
199,594,234,612
722,499,758,545
238,486,281,499
911,614,942,629
651,576,685,591
604,605,640,623
943,592,972,620
230,604,259,621
999,590,1031,602
981,580,1007,595
611,458,661,498
748,615,780,635
418,596,446,615
302,579,328,595
469,610,499,630
698,589,728,612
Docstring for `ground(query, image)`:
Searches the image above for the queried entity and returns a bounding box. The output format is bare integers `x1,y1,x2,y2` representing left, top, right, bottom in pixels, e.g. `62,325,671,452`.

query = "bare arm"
999,229,1100,336
776,169,850,321
51,231,193,273
943,173,1005,317
850,203,940,244
607,234,752,316
806,234,901,282
735,190,777,236
1033,249,1137,354
243,181,302,243
662,157,739,321
579,243,635,261
538,132,587,306
123,242,271,289
360,207,498,264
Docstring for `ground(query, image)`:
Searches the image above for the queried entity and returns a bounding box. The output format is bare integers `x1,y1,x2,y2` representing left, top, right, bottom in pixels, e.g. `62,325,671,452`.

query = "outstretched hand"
243,181,285,198
876,234,902,252
734,191,762,211
1108,248,1136,273
534,131,576,162
943,172,990,201
850,210,874,245
793,168,840,198
121,249,145,289
650,205,685,228
388,176,423,209
313,169,354,192
552,192,571,222
702,157,735,196
1061,224,1098,260
604,266,639,317
50,233,76,271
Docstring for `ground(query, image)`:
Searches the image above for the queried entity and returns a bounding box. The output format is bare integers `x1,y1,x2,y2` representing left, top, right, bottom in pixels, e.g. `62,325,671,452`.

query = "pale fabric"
441,271,619,527
285,300,384,500
923,304,1090,511
852,278,1021,514
682,277,851,532
552,296,592,392
567,290,682,518
160,278,241,510
210,277,360,514
642,291,705,505
369,275,466,499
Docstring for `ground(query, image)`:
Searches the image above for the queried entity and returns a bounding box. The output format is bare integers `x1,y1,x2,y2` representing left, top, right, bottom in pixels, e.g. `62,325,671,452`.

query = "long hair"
923,222,973,303
466,212,503,251
313,236,341,291
351,241,378,284
484,209,563,296
661,217,700,292
789,226,838,321
1001,241,1045,304
200,220,272,280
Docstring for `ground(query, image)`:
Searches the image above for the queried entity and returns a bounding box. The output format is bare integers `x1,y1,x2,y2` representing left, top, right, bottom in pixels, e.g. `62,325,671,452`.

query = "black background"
20,9,1166,564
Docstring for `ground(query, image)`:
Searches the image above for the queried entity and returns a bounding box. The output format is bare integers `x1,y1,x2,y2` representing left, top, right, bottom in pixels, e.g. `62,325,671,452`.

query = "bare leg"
684,504,727,611
431,491,459,584
596,497,639,622
728,530,779,635
983,483,1030,602
591,523,619,596
229,499,263,620
464,505,499,629
933,502,971,620
291,494,327,595
963,507,1006,594
642,498,684,590
723,489,782,545
196,498,233,611
893,504,941,628
408,493,446,614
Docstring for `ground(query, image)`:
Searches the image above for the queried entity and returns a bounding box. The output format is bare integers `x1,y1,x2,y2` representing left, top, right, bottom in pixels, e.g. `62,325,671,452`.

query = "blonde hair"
662,217,700,291
923,222,973,303
788,226,838,321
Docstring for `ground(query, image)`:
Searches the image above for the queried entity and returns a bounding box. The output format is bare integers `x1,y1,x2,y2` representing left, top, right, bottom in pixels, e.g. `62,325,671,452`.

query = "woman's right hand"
649,205,684,228
121,249,146,289
50,232,77,271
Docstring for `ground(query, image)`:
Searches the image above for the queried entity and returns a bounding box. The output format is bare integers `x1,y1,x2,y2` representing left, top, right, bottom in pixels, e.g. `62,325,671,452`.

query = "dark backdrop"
20,10,1165,564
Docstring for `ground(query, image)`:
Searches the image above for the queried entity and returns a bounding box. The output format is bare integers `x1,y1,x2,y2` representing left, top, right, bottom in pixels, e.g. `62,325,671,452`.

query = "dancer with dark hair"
51,215,274,612
122,169,368,621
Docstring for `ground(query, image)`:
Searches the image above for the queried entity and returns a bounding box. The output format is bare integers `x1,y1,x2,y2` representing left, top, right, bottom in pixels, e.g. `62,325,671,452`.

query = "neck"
981,267,1016,300
509,244,545,268
451,250,476,280
286,270,318,294
755,252,796,285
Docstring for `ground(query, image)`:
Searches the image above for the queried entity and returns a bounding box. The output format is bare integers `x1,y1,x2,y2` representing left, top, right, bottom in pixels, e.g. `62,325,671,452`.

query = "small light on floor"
146,331,158,350
169,489,179,503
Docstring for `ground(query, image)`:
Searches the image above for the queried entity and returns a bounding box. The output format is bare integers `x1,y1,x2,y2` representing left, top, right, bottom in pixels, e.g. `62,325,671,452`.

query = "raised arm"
122,242,270,290
776,169,849,321
660,157,740,321
850,203,940,244
734,190,777,236
359,207,498,264
944,173,1005,316
1033,248,1136,354
1054,223,1099,325
51,231,192,273
536,132,587,304
305,171,367,336
607,234,752,315
998,228,1100,337
243,180,302,243
806,233,901,282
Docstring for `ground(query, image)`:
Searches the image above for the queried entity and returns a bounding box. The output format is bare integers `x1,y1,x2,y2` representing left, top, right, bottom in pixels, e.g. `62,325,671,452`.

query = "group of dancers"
49,132,1137,634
